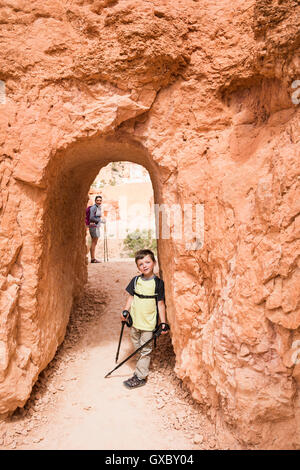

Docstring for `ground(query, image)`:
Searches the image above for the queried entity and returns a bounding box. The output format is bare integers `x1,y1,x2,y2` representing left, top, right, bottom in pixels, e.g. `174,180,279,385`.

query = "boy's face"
136,255,155,276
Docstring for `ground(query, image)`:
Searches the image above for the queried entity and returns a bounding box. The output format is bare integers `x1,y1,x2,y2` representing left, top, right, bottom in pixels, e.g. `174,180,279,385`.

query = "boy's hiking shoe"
123,375,146,389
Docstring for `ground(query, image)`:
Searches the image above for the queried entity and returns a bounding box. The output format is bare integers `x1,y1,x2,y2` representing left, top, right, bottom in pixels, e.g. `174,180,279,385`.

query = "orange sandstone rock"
0,0,299,449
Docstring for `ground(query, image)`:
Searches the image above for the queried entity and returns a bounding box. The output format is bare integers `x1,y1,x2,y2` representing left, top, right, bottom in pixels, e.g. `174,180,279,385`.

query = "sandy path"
0,261,239,450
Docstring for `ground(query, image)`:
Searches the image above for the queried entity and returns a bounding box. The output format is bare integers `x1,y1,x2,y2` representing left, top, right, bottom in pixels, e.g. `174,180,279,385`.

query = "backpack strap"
153,276,160,347
133,275,158,299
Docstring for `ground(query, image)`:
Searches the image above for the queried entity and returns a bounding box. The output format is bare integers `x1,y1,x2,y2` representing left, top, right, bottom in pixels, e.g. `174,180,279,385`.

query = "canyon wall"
0,0,299,449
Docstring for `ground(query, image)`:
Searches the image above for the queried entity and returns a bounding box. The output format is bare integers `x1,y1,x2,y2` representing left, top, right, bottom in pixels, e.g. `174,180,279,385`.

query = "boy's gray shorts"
89,225,100,238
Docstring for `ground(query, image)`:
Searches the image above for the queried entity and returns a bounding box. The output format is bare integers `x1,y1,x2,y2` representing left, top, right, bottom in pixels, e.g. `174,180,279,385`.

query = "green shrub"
123,229,157,257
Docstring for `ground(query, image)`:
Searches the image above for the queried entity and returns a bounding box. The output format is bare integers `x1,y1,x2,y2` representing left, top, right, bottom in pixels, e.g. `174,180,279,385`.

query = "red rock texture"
0,0,299,449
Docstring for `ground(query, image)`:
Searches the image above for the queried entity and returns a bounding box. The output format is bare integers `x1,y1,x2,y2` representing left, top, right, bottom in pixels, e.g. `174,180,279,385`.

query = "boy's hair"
95,195,102,201
135,249,156,264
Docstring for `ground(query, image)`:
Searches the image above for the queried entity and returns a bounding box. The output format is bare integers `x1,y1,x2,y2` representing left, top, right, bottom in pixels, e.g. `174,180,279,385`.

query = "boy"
121,249,169,389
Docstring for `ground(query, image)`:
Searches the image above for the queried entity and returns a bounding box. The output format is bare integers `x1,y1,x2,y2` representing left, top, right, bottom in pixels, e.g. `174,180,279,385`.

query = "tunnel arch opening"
86,161,156,262
36,132,175,367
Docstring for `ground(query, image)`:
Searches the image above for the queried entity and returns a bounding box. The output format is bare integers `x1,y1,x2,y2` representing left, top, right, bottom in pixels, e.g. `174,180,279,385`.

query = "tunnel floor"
0,261,237,450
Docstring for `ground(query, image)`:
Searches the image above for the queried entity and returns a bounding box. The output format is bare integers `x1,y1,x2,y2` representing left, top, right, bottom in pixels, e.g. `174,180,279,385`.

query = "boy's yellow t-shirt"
126,275,165,331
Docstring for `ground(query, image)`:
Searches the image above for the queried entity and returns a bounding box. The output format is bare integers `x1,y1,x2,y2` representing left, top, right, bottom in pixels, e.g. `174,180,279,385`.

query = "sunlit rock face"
0,0,299,449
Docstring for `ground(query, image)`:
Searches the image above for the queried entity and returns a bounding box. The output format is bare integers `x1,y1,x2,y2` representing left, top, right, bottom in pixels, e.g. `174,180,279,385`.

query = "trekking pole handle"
154,323,170,337
122,310,133,327
122,310,130,318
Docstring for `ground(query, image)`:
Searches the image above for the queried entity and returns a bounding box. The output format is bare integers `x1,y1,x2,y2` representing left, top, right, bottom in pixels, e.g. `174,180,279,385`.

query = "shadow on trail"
10,284,107,423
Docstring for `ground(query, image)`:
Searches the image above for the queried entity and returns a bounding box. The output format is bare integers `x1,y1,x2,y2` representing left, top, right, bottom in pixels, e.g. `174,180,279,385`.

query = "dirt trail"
0,261,240,450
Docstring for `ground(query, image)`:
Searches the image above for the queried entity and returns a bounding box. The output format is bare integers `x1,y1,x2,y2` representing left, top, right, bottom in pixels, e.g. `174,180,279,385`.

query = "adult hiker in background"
89,195,106,263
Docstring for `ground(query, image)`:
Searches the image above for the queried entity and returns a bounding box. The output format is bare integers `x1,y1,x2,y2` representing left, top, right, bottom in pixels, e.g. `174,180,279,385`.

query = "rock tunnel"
35,132,169,378
0,0,299,450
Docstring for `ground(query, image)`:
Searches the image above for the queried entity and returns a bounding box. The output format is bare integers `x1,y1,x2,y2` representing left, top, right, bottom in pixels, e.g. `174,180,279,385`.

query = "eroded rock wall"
0,0,299,448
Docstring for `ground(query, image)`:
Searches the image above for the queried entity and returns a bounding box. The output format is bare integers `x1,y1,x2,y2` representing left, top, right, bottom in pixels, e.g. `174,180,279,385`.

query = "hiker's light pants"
130,327,153,380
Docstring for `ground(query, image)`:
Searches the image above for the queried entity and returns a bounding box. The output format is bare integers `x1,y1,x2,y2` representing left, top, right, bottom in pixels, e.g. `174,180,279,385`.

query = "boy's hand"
161,323,170,335
120,310,133,327
120,309,130,321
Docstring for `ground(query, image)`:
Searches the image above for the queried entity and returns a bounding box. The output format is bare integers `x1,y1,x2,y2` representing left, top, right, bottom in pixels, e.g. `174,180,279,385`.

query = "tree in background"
122,229,157,258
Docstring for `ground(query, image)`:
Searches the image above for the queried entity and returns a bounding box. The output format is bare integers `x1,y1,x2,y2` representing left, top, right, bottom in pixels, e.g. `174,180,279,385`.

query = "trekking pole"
105,230,108,261
105,323,170,378
103,224,108,262
115,310,133,363
103,224,106,262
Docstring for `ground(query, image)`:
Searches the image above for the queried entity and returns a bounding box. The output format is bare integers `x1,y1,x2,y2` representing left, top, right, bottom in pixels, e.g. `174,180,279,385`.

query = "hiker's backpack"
85,205,92,226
